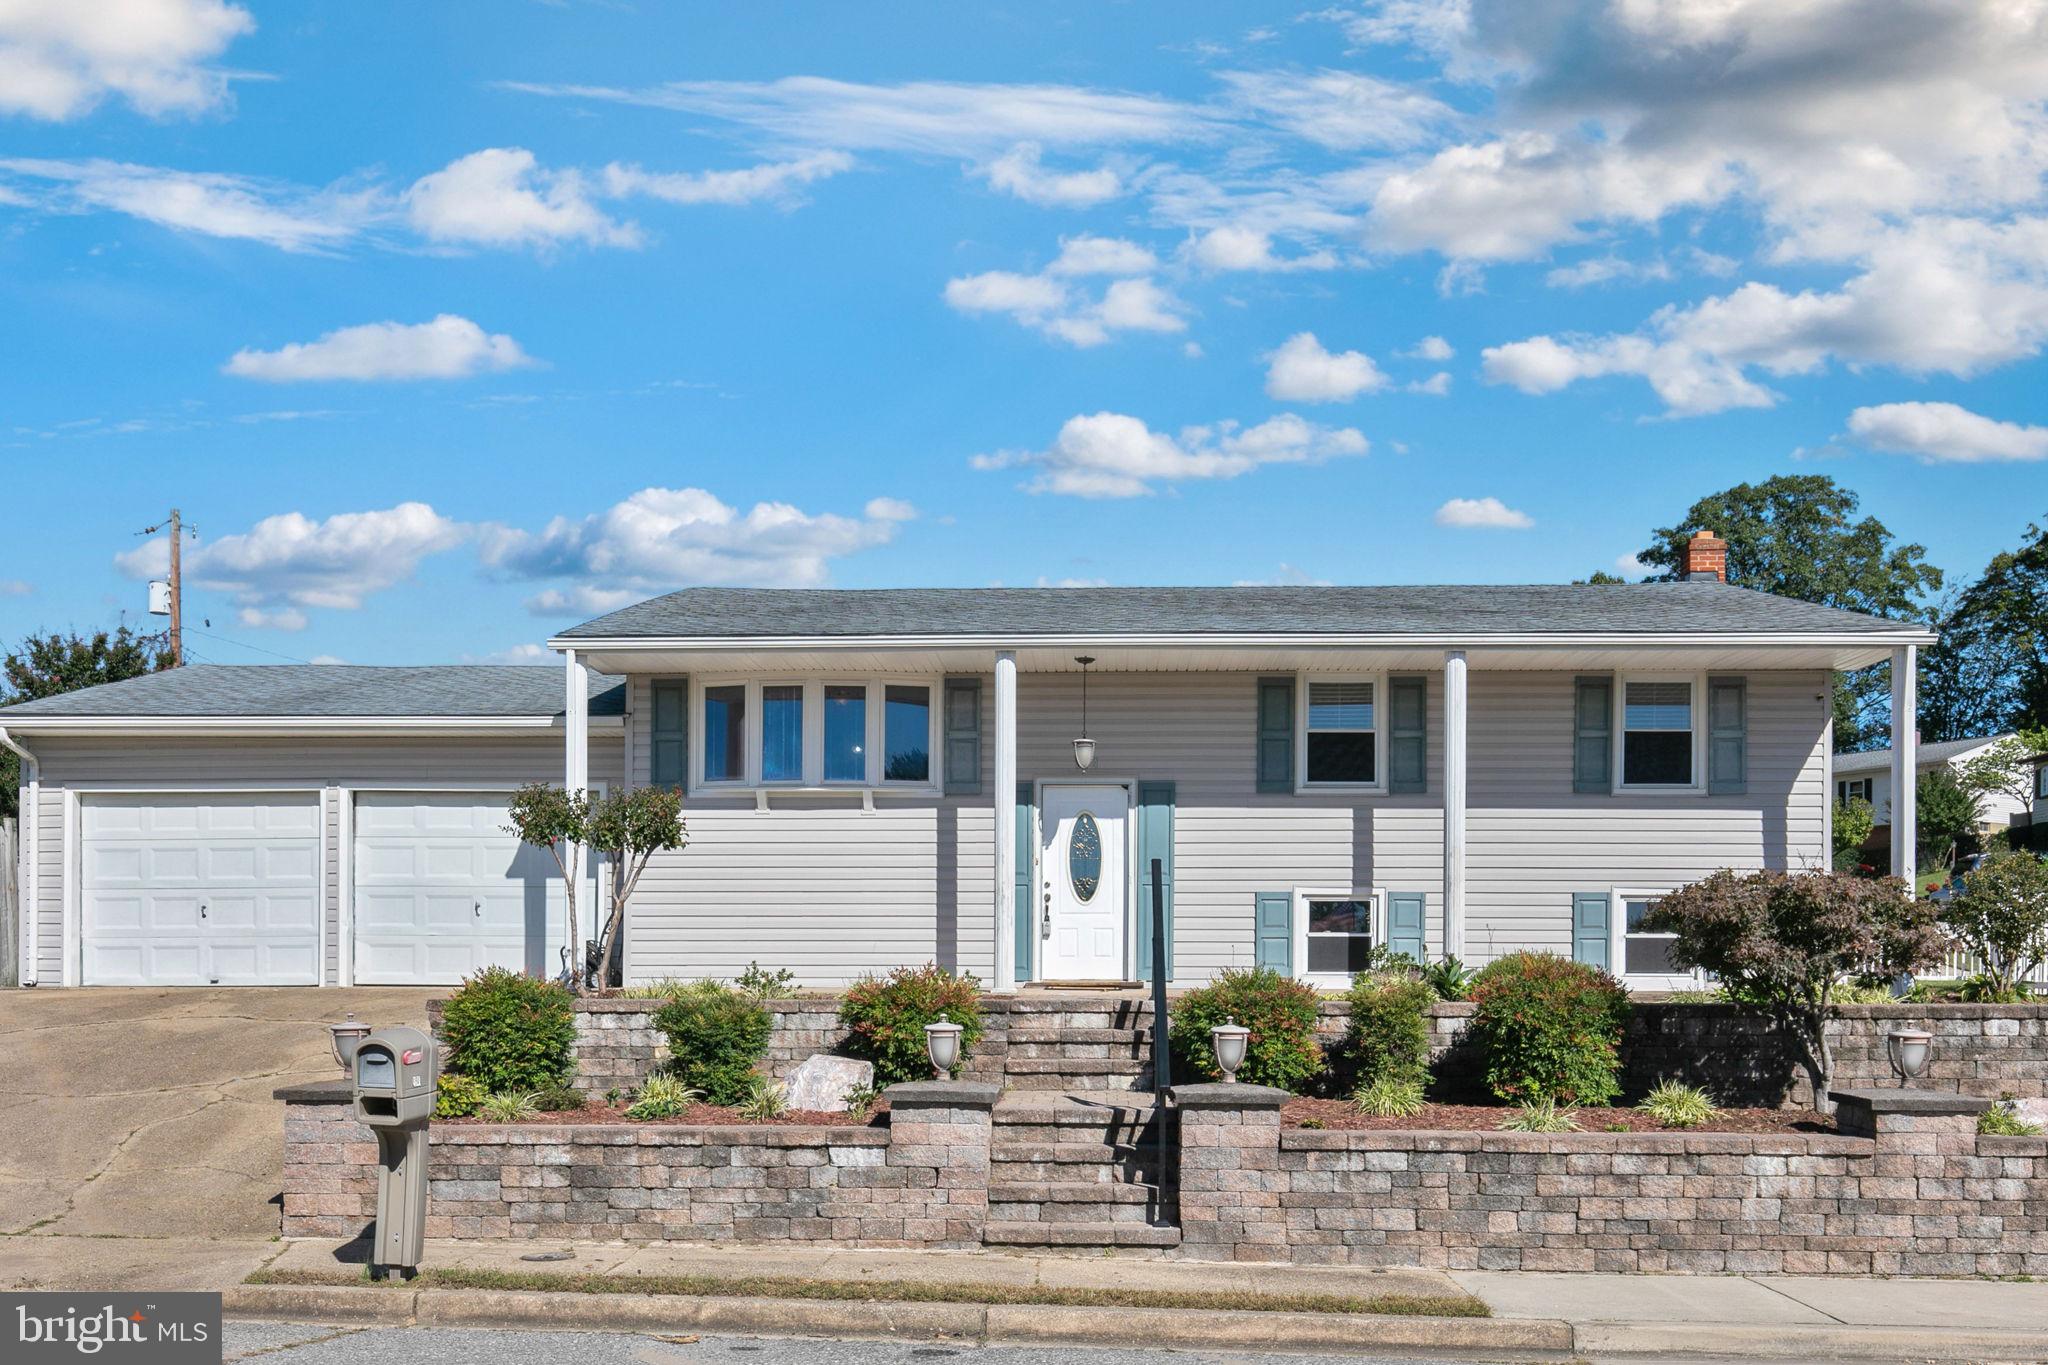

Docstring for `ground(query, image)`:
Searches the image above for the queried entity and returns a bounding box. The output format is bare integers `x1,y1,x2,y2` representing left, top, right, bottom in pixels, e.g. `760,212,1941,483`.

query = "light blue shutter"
1014,782,1035,983
1254,891,1293,975
1136,781,1175,984
1572,892,1611,970
1387,891,1426,964
1256,677,1295,793
943,677,982,795
650,679,687,790
1388,676,1427,794
1573,676,1613,794
1708,677,1747,795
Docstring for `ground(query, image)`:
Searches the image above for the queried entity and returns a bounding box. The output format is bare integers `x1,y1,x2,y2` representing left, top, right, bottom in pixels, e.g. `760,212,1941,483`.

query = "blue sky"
3,1,2046,666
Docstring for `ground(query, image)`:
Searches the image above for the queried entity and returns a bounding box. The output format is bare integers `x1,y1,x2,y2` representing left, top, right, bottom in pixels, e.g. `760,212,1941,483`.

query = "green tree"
1924,517,2048,737
1,627,174,817
1634,475,1942,749
1832,796,1874,870
1916,767,1982,874
1946,852,2048,1001
504,784,592,989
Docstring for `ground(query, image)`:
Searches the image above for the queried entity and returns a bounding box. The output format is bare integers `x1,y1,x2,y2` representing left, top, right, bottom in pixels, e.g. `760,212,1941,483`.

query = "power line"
181,627,314,665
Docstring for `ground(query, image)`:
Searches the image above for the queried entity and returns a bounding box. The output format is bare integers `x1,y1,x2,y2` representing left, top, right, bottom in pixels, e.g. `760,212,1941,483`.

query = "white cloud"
0,157,370,251
503,76,1217,157
0,0,253,121
522,586,639,617
943,263,1185,348
482,486,914,594
1215,68,1451,150
601,150,852,207
224,315,536,383
1407,371,1452,396
1264,331,1389,402
1614,552,1651,577
1845,402,2048,464
982,143,1122,207
1434,496,1534,529
115,502,466,626
1048,234,1157,276
1545,255,1675,289
406,147,638,251
0,579,30,596
470,643,553,663
1186,225,1337,273
973,411,1366,498
1402,335,1454,361
1232,563,1333,587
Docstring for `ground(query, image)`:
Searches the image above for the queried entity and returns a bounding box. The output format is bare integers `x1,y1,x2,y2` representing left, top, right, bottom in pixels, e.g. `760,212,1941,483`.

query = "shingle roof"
1834,735,2006,774
557,581,1919,641
0,665,625,720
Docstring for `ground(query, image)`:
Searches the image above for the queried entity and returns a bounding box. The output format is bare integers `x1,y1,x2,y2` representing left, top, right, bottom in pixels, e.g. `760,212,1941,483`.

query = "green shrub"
1498,1098,1580,1133
534,1085,585,1112
1637,1080,1719,1129
624,1074,701,1120
842,1082,883,1121
476,1091,540,1122
613,978,691,1000
1352,1075,1426,1118
736,962,801,1000
1344,973,1435,1090
652,981,773,1105
434,1072,486,1118
838,963,986,1086
438,967,578,1092
1421,956,1472,1002
737,1074,789,1121
1169,966,1324,1093
1980,1096,2044,1136
1467,952,1631,1105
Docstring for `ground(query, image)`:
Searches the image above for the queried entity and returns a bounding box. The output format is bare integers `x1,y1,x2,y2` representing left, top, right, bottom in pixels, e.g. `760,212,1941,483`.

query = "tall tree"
0,627,173,817
1923,517,2048,738
1635,475,1942,750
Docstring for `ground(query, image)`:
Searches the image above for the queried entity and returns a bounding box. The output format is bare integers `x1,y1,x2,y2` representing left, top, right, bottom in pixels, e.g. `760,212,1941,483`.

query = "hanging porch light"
1073,655,1097,770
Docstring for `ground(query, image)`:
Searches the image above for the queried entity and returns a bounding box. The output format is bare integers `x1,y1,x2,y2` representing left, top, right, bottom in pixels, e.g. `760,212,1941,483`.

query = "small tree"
1946,852,2048,1000
1643,870,1946,1112
1832,796,1874,871
1959,726,2048,828
586,785,687,988
1917,767,1982,873
505,784,591,989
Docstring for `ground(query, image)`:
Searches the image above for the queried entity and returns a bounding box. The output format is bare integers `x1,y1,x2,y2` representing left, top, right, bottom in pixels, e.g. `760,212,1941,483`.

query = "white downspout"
1891,646,1918,895
1442,651,1468,962
0,727,38,986
564,649,591,978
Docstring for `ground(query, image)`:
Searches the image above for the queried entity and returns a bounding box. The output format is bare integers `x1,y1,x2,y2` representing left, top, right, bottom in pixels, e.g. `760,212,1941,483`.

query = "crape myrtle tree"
1632,476,1942,751
1642,870,1945,1112
505,783,687,991
1945,852,2048,1002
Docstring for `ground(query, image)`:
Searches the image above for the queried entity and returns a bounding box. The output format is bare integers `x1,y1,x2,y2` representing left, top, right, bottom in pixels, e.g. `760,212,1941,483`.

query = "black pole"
1150,855,1170,1099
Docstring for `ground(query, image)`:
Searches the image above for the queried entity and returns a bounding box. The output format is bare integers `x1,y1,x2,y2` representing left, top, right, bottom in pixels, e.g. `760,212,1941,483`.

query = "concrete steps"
981,1092,1177,1250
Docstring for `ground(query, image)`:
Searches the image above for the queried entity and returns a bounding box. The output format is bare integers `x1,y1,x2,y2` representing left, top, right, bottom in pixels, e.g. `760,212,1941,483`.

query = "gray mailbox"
351,1025,437,1279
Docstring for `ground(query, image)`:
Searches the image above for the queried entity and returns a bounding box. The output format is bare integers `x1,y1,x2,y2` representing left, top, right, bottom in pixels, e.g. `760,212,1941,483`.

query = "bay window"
702,685,746,785
823,684,867,783
691,677,941,791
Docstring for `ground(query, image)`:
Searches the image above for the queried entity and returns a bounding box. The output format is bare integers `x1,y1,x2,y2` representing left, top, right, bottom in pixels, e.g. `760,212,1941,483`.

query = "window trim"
877,681,939,789
1614,672,1707,795
1295,671,1387,793
687,674,943,795
1610,886,1702,990
1292,885,1387,987
2033,763,2047,801
1837,776,1873,805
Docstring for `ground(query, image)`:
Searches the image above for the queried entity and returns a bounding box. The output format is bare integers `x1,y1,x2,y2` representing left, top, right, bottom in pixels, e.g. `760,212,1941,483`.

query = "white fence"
0,817,14,988
1926,938,2048,987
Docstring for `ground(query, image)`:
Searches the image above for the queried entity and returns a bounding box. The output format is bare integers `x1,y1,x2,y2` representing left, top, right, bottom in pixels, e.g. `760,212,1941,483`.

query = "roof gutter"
548,629,1941,651
0,715,627,736
0,727,37,986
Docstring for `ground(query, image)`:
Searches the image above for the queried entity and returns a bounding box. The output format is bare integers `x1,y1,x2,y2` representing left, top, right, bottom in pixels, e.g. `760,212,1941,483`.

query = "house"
1,532,1937,993
1833,734,2032,845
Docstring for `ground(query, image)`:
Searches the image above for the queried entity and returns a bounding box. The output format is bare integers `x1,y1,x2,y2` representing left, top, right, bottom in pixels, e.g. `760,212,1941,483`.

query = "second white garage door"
352,791,573,985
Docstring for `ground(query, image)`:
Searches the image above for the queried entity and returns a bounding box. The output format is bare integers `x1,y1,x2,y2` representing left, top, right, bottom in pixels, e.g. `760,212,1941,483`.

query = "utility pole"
140,509,187,668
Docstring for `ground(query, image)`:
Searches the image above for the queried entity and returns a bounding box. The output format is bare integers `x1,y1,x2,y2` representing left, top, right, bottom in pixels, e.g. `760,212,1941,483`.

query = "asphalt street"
222,1322,1458,1365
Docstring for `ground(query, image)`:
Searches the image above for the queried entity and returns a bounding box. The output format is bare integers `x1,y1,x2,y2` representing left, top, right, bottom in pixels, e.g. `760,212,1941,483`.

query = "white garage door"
352,791,572,985
81,792,323,986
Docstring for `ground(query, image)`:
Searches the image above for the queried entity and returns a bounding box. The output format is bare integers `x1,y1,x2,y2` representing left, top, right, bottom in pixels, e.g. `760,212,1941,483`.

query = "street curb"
222,1284,1571,1355
1577,1320,2048,1362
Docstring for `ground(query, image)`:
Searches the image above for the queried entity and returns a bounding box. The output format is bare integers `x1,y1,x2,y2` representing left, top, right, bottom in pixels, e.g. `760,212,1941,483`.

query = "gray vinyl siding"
618,668,1827,987
25,733,622,985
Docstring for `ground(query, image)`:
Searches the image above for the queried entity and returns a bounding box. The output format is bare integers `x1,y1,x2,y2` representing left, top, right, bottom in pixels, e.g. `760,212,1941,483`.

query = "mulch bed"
443,1100,887,1128
1283,1097,1833,1134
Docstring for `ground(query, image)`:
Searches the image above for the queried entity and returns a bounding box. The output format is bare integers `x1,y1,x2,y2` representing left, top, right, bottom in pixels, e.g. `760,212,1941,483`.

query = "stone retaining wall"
279,1081,995,1248
1175,1085,2048,1275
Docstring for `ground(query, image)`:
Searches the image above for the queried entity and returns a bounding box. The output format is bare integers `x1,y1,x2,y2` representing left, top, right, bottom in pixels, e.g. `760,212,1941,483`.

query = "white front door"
80,792,323,986
353,791,567,985
1039,783,1128,982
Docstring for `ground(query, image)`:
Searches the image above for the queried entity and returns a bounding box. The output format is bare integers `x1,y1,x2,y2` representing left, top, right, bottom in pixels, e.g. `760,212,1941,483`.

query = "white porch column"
1890,645,1918,895
993,650,1018,991
564,648,592,964
1443,650,1468,961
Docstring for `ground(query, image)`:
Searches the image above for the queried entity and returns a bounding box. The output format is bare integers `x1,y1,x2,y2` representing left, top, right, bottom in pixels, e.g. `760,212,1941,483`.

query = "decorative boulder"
780,1054,874,1112
2013,1096,2048,1129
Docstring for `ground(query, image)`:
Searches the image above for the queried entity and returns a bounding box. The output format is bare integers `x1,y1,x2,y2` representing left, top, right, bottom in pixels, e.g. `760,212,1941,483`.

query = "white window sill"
1615,784,1704,796
694,783,943,811
1295,783,1387,795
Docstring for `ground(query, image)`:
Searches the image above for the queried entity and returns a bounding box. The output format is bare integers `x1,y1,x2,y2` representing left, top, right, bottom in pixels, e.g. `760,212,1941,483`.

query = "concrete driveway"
0,986,435,1287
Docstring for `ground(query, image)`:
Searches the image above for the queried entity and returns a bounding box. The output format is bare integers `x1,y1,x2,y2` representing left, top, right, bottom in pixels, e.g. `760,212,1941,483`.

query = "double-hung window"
1612,888,1702,989
701,684,748,786
1837,777,1873,805
1299,676,1381,788
1293,887,1385,986
882,685,932,783
692,678,940,791
823,684,868,783
1619,677,1698,790
759,684,804,784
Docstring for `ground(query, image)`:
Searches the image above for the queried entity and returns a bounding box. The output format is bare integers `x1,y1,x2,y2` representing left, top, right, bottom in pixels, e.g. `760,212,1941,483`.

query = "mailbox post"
350,1025,437,1280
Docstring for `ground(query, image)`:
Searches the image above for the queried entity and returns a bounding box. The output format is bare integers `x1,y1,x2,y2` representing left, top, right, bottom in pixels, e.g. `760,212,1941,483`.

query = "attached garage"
80,792,323,986
0,665,625,987
351,790,579,985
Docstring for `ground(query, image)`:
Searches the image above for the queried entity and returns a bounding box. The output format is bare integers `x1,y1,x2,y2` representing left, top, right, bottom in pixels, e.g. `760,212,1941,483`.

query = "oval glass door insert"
1069,811,1102,902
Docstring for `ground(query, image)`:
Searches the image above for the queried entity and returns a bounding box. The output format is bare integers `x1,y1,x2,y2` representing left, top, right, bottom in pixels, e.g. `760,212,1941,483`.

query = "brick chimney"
1681,529,1728,582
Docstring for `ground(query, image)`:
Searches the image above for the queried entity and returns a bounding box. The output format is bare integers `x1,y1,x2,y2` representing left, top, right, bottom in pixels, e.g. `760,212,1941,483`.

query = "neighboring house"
1,533,1937,994
1833,735,2031,842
